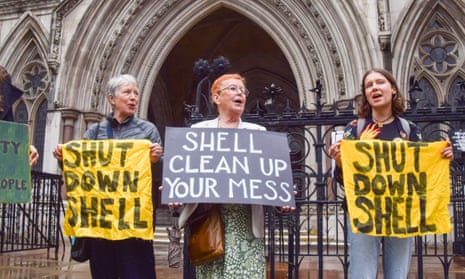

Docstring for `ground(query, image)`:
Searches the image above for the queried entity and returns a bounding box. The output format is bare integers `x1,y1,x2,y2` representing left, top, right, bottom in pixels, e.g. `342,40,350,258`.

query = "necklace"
373,115,393,128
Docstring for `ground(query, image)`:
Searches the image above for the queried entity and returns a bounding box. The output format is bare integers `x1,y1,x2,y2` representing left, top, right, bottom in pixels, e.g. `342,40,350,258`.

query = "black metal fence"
257,96,465,279
0,171,63,259
185,68,465,278
1,73,464,278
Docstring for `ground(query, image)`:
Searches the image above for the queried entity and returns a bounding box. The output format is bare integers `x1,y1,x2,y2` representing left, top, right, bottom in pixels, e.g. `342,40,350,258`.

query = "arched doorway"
149,8,298,219
148,7,298,129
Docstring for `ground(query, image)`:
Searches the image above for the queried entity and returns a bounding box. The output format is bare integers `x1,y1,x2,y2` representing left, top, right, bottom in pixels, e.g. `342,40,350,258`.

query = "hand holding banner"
62,139,154,240
0,120,31,203
341,139,451,237
161,127,296,208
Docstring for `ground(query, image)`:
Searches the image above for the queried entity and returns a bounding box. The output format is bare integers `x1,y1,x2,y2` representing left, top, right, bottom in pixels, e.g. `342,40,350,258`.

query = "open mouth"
371,92,383,101
233,98,244,105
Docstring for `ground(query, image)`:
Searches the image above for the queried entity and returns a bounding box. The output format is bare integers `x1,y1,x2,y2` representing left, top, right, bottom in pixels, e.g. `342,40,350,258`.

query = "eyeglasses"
219,85,249,96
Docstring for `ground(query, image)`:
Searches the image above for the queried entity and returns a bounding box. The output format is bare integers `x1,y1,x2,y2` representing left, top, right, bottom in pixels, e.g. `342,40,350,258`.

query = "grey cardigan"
178,118,267,238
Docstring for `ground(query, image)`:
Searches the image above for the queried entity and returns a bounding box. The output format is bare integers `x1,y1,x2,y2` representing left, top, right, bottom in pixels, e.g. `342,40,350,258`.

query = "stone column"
83,112,104,131
60,109,79,142
379,32,392,72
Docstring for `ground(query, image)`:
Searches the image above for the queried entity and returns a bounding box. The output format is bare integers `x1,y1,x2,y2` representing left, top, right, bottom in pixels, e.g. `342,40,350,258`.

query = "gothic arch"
308,1,379,97
58,0,378,125
446,69,465,106
0,13,51,109
0,12,50,68
0,13,51,126
392,0,465,98
414,72,442,106
0,12,51,170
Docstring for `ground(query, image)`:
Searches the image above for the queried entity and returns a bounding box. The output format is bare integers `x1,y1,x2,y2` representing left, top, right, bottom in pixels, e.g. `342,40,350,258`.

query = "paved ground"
0,243,182,279
2,238,465,278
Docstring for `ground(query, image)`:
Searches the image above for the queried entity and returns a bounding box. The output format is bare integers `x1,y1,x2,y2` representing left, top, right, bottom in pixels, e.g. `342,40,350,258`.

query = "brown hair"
357,68,405,118
210,73,246,103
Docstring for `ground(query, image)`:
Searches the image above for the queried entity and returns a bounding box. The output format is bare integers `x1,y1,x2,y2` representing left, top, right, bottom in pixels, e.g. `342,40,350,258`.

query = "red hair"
210,74,246,102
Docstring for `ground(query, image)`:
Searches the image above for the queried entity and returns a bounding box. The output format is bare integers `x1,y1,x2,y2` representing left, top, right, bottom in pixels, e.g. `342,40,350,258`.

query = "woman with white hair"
54,74,163,279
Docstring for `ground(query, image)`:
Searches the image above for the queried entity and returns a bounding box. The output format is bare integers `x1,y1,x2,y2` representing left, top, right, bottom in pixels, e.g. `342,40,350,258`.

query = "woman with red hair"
178,73,285,278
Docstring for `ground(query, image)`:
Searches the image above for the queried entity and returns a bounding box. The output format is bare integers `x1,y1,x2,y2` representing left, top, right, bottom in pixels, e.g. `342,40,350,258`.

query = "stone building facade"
0,0,464,193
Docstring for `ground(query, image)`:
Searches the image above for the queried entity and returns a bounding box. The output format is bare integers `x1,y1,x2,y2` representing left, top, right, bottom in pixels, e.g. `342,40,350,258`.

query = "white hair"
107,74,137,97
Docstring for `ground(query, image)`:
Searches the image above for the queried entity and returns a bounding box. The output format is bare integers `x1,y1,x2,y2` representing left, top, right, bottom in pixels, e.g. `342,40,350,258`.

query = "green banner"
0,120,32,203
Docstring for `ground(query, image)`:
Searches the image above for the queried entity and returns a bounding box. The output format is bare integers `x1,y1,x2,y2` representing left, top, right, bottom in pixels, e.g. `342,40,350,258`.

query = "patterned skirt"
195,204,266,279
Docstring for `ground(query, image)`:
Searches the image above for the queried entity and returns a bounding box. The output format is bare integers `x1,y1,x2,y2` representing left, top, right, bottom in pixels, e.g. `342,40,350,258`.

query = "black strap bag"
71,237,91,262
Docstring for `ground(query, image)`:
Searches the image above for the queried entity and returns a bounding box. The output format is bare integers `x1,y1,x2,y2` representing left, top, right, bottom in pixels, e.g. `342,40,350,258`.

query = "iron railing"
0,171,63,259
185,61,465,278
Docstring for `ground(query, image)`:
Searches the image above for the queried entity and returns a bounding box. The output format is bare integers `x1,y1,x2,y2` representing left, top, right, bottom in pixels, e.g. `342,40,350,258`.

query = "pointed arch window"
32,100,47,171
416,78,439,108
448,77,465,107
14,101,28,124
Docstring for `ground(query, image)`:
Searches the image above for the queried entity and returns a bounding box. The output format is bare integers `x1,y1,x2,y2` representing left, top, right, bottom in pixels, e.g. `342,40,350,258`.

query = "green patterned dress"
196,204,266,279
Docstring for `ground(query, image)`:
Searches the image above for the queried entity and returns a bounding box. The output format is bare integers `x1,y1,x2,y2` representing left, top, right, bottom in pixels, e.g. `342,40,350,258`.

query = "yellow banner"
341,140,451,237
63,139,154,240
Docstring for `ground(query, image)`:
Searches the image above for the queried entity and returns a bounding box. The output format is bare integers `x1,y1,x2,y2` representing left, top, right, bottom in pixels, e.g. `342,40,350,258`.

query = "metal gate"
185,67,465,278
0,171,63,259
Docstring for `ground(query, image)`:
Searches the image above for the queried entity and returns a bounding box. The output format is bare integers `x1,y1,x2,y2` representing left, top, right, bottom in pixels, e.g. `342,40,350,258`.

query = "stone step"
155,226,183,244
153,226,340,247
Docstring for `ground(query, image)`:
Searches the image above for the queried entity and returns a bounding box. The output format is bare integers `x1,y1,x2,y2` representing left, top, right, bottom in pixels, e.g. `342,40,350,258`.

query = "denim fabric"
347,220,413,279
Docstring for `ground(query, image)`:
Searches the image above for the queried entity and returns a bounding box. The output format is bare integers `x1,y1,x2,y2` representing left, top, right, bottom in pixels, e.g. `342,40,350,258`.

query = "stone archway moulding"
57,0,377,122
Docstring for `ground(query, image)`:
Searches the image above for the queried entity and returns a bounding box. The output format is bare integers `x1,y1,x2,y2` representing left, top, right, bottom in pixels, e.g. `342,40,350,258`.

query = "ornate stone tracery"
49,0,82,71
21,60,49,99
411,10,464,111
419,30,459,76
377,0,390,32
121,1,180,74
